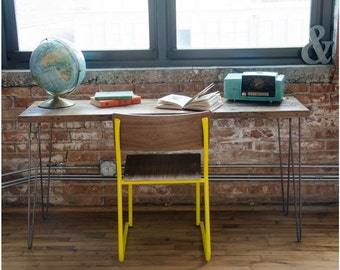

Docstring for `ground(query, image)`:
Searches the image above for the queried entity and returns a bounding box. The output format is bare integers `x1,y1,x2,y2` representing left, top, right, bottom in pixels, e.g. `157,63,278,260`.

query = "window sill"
1,65,335,88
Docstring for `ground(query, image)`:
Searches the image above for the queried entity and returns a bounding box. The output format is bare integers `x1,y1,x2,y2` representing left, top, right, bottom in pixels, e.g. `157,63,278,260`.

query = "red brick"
309,93,330,104
66,122,84,129
52,142,84,152
15,97,40,108
69,195,103,205
103,131,114,141
31,86,46,97
135,83,169,98
51,184,70,197
295,94,312,106
2,96,14,108
52,131,70,141
2,131,28,142
70,130,102,141
83,141,113,151
301,140,326,151
2,87,31,97
2,108,25,120
86,185,102,195
249,129,274,139
84,121,102,129
103,196,116,205
69,184,87,194
314,129,339,139
99,84,134,91
315,184,332,194
2,144,16,153
285,83,309,94
254,142,277,151
2,120,18,130
235,118,251,128
67,151,100,164
213,129,237,139
326,140,339,150
311,83,334,93
74,84,99,95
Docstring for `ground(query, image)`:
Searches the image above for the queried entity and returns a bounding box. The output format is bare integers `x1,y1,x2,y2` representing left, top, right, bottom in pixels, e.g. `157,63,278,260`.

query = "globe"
30,38,86,109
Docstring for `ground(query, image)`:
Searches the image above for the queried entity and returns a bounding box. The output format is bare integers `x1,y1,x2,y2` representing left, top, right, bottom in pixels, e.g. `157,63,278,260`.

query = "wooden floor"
2,205,338,270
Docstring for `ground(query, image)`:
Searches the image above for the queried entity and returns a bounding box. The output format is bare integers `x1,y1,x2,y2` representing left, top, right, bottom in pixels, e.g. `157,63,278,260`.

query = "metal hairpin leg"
27,122,53,249
27,123,39,249
277,119,285,213
277,118,302,242
296,119,302,241
41,123,53,219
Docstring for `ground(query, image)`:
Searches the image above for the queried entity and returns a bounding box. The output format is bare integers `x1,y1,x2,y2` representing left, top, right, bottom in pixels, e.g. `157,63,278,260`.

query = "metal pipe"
208,164,339,168
2,173,338,189
3,163,338,189
2,163,338,178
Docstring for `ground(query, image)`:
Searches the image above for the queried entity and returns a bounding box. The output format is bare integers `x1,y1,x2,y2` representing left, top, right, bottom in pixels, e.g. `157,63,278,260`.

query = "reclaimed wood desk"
19,97,309,122
19,97,309,249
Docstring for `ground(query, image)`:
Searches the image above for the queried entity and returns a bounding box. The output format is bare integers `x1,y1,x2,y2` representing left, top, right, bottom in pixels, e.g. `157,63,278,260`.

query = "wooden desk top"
18,97,309,123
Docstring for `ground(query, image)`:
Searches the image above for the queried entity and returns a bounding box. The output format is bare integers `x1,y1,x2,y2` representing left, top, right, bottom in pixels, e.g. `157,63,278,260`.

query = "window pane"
14,0,149,51
176,0,311,49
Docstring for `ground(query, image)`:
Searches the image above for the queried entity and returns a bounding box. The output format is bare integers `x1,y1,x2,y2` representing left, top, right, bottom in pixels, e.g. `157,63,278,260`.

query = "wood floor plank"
2,205,338,269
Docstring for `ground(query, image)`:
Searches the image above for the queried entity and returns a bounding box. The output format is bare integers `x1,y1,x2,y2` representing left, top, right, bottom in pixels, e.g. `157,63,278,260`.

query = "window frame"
1,0,336,69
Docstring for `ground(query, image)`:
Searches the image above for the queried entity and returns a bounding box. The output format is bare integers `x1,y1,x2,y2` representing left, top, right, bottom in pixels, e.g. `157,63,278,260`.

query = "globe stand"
38,96,75,109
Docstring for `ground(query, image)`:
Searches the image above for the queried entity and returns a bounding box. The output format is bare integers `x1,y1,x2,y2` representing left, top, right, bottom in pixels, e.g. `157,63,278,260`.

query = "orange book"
90,95,141,108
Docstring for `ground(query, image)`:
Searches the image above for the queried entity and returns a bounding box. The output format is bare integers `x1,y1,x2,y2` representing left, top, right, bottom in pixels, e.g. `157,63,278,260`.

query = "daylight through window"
14,0,150,51
176,0,311,49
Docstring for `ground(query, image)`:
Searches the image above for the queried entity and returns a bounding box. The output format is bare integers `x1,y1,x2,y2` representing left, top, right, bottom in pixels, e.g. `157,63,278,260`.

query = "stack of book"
90,91,141,108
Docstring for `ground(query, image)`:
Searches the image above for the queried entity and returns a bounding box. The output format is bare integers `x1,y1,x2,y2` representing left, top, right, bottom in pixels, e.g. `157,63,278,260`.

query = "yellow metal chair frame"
113,112,211,262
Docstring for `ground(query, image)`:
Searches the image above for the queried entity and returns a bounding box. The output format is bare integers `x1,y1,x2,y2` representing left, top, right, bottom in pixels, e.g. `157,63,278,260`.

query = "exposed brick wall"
2,65,339,206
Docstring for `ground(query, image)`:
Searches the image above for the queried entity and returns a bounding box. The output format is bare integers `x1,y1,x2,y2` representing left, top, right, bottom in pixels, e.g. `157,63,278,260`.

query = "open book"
156,83,223,111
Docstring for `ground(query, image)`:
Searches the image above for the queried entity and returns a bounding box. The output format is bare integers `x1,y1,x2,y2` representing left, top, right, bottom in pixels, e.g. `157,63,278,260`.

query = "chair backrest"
112,112,210,152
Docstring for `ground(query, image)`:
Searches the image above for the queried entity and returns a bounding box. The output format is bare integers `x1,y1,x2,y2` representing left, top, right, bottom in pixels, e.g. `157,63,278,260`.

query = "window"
175,0,311,49
14,0,150,51
2,0,336,69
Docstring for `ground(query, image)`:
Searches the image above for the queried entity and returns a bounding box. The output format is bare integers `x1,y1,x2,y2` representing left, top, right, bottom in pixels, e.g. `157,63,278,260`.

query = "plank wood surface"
18,97,309,123
2,205,338,269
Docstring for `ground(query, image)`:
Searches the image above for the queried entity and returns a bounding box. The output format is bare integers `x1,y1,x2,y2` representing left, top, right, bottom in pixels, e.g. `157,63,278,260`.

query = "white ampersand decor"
301,25,333,64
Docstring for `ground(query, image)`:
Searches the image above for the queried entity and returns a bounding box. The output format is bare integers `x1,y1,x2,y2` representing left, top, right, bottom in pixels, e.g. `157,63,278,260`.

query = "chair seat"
124,153,201,181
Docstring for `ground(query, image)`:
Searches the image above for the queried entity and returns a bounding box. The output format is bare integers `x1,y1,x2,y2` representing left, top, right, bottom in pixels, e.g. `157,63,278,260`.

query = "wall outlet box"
100,159,116,176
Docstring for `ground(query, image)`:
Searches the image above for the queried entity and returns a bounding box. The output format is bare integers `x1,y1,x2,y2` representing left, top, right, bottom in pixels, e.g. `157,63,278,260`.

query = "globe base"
38,96,75,109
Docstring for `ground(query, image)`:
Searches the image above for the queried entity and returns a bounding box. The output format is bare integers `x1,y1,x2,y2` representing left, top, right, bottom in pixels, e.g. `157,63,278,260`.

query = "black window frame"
2,0,336,69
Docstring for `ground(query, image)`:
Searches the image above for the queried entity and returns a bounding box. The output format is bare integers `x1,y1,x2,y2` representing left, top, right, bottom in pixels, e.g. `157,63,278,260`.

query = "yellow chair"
112,112,211,262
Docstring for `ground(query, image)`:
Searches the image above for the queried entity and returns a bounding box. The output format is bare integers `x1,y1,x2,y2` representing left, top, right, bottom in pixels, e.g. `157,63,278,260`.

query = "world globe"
30,38,86,108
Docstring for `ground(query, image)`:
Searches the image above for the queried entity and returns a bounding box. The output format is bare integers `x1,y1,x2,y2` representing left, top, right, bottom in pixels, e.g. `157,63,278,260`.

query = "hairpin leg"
27,123,39,249
277,118,302,242
295,118,302,242
277,118,286,213
27,121,53,248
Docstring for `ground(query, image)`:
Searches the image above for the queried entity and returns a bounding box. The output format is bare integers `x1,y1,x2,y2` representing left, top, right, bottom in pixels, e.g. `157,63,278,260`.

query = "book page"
157,94,191,109
184,92,222,110
189,83,215,101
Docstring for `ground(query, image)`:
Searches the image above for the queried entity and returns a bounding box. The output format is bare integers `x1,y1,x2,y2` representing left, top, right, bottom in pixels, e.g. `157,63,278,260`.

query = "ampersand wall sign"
301,25,333,64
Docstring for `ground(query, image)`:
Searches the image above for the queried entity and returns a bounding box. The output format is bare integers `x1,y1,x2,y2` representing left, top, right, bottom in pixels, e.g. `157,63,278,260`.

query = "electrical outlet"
100,159,116,176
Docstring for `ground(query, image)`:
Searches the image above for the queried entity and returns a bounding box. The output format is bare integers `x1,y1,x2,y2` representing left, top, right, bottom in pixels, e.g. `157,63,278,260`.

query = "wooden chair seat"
124,153,201,180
